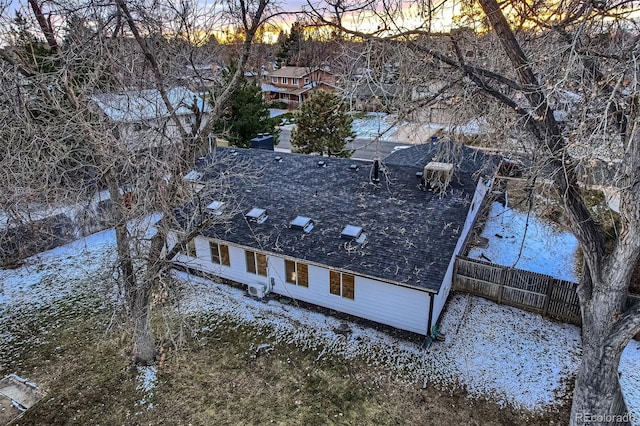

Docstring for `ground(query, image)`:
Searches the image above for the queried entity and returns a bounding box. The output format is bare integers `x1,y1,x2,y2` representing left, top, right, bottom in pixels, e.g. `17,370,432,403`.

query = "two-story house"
261,66,336,109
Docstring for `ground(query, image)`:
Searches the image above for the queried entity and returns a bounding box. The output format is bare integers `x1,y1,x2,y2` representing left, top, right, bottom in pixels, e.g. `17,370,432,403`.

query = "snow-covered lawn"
178,273,581,410
1,224,638,421
351,112,401,141
468,202,580,282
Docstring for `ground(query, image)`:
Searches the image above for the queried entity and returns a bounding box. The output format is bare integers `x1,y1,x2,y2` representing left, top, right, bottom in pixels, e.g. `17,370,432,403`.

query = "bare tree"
306,0,640,424
0,0,274,365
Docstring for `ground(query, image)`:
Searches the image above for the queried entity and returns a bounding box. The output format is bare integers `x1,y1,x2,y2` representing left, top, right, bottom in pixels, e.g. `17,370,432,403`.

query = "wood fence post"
542,278,554,317
498,268,507,304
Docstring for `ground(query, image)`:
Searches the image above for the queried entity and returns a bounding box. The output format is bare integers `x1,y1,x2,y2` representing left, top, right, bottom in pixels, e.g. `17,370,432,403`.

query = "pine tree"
216,75,277,148
291,90,354,157
275,21,305,67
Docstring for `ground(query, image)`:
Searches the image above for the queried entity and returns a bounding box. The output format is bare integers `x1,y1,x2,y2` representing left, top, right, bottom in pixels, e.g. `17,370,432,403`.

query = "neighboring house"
244,67,270,84
90,86,210,152
261,66,336,109
342,81,402,112
168,143,496,336
177,64,224,95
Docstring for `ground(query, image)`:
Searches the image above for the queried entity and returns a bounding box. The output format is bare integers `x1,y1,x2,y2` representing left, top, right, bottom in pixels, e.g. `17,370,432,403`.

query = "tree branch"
477,0,606,279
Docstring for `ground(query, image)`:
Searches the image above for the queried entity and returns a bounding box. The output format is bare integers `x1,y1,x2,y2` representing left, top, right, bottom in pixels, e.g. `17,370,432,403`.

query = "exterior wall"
169,232,431,335
118,114,204,150
270,70,335,89
431,178,492,324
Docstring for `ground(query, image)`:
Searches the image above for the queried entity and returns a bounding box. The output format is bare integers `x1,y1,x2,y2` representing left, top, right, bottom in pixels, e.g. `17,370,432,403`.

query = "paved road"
276,126,412,161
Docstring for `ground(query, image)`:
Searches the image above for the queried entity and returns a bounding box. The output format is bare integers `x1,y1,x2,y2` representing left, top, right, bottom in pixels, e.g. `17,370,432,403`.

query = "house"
90,86,210,152
177,64,225,96
169,143,495,336
261,66,336,109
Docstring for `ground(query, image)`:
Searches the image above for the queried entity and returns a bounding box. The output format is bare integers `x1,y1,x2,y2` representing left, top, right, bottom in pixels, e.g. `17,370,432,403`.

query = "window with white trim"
285,260,308,287
281,77,288,84
329,271,354,299
245,250,267,276
209,241,230,266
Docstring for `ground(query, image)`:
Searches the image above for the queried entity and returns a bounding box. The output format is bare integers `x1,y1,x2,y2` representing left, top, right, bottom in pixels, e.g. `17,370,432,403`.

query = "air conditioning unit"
247,282,267,298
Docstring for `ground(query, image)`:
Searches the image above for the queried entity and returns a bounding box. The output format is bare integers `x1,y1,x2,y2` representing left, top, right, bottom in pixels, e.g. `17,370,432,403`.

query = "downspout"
427,293,434,336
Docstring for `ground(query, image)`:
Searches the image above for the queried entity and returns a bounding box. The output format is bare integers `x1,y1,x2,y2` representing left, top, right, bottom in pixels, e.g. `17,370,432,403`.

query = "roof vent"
245,207,268,224
290,216,314,233
274,156,282,162
341,224,366,243
349,163,359,171
415,171,423,179
372,159,380,183
230,149,238,157
207,201,224,216
317,160,326,168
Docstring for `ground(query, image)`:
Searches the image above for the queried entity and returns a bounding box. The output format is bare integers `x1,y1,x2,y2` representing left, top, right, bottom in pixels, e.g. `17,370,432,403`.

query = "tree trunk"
570,266,632,426
570,328,628,425
107,174,157,365
131,282,156,366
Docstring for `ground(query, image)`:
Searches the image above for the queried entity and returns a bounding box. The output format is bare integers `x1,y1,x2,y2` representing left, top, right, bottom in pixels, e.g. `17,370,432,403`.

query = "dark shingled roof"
185,143,494,292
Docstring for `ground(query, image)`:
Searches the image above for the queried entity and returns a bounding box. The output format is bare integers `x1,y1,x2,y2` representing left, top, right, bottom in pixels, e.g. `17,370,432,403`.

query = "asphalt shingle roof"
187,144,494,292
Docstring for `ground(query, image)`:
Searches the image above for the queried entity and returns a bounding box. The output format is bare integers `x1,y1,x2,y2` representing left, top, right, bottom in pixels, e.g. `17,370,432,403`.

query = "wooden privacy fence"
454,256,640,326
453,256,582,324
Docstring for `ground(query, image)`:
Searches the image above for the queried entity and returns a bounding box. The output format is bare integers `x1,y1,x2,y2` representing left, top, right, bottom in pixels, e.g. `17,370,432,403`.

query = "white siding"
170,234,431,335
268,257,430,334
432,178,492,322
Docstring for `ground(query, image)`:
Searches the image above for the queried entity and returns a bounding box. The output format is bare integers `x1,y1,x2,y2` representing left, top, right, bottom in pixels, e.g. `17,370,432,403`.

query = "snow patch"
351,112,401,141
468,202,579,282
620,341,640,426
135,365,157,410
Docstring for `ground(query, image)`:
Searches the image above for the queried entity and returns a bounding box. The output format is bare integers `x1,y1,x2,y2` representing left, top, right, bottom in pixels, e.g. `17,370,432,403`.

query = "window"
181,239,197,257
209,241,230,266
292,78,299,85
304,77,310,84
245,250,267,276
281,77,288,84
285,260,309,287
329,271,355,299
271,77,278,84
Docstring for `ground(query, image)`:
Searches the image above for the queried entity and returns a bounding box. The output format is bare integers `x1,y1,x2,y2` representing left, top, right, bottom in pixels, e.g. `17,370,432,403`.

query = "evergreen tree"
216,67,277,148
291,90,354,157
275,21,305,67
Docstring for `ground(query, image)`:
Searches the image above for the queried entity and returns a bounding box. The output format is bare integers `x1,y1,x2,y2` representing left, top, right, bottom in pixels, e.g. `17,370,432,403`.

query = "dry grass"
1,295,571,426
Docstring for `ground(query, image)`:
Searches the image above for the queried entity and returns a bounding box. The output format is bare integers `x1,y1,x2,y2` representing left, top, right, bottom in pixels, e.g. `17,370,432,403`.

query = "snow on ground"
442,118,489,137
468,202,580,282
620,341,640,424
136,366,157,409
177,271,581,411
0,227,117,372
351,112,401,141
0,214,160,371
0,228,116,307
